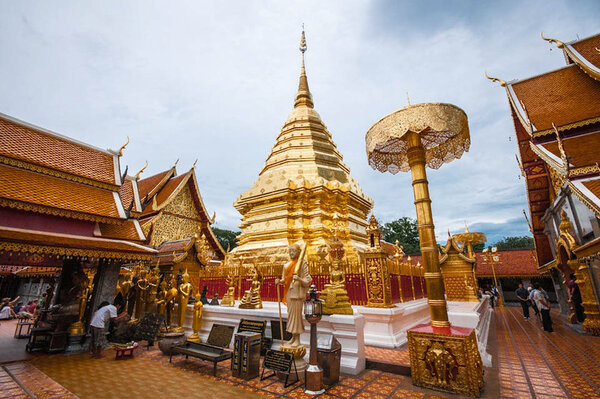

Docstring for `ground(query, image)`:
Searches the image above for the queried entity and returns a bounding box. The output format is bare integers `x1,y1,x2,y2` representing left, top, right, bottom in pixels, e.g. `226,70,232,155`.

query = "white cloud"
0,1,597,244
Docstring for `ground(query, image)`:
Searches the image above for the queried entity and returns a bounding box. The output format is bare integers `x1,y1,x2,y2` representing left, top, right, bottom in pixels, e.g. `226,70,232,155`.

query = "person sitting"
0,296,20,320
13,302,23,314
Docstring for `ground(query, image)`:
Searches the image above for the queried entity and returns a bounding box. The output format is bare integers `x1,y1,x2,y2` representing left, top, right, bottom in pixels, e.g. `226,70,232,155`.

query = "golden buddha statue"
68,277,90,335
133,268,149,321
321,235,353,315
173,269,192,332
145,264,160,313
187,291,203,343
221,274,236,307
118,271,133,314
239,265,263,309
155,280,169,315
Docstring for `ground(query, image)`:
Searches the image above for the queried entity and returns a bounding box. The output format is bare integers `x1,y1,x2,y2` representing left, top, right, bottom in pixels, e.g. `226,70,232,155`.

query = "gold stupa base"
322,287,353,315
408,324,483,397
68,321,85,336
280,344,306,360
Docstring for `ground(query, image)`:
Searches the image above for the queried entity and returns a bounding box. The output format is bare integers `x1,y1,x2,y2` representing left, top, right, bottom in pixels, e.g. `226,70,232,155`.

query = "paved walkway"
1,307,599,398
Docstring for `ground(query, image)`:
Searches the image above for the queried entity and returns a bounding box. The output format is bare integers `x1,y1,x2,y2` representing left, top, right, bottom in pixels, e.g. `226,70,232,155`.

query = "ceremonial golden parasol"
453,224,487,260
366,103,470,327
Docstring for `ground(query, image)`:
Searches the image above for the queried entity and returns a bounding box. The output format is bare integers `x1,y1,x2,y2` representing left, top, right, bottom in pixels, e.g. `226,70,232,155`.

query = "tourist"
567,273,585,323
533,283,553,332
13,301,23,314
89,301,126,358
0,296,20,320
528,284,540,319
516,283,530,319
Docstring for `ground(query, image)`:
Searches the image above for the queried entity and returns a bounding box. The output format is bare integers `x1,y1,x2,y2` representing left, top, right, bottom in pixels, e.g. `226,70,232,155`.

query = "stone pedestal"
408,324,483,397
65,333,89,354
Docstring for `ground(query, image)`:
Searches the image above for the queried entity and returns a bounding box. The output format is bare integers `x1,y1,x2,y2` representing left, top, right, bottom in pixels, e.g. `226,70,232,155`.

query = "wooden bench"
169,324,234,376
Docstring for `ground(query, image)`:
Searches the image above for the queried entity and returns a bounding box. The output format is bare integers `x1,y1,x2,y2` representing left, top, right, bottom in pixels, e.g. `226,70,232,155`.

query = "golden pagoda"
230,30,373,268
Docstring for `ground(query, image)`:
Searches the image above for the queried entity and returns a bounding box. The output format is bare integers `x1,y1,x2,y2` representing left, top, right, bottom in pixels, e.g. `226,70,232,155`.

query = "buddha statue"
68,277,90,335
118,271,133,315
187,291,203,343
239,266,263,309
145,265,160,313
133,268,149,321
155,280,169,316
173,269,192,332
221,275,236,307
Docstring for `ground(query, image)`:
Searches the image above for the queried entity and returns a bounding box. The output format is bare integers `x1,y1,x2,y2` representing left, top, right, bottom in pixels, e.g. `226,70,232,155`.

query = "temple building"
230,31,374,269
490,32,600,334
0,112,157,344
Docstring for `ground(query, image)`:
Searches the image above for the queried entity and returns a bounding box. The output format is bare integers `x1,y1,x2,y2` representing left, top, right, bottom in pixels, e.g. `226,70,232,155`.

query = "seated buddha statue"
321,238,353,315
239,266,263,309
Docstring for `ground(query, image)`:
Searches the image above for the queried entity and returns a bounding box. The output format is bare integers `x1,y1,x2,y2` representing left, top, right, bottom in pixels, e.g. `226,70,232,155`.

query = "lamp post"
482,247,503,307
304,285,324,395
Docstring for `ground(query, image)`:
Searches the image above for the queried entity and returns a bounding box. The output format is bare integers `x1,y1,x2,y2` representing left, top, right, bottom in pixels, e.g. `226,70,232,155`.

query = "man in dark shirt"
516,283,530,319
567,273,585,323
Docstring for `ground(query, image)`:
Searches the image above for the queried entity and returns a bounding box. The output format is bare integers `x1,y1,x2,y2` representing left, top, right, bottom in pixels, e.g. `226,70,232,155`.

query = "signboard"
260,349,299,387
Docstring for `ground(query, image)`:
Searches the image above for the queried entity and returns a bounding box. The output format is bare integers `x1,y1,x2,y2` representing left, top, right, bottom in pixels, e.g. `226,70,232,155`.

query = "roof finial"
294,26,314,109
192,159,198,169
172,158,179,169
135,160,148,180
406,92,410,106
464,222,470,233
541,31,564,49
484,70,507,87
118,136,130,156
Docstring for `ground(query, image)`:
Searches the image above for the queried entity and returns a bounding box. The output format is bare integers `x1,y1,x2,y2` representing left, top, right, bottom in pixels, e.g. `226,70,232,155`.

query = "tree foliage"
491,236,534,251
381,217,420,255
212,227,240,251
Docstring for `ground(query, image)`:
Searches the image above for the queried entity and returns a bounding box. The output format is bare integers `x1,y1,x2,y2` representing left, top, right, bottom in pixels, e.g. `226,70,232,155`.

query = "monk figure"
174,269,192,332
221,275,236,307
276,243,312,350
239,266,263,309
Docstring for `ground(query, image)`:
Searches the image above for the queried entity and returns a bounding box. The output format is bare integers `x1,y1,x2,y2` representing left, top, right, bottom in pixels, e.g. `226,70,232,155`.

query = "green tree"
381,217,420,255
492,236,534,251
212,227,240,251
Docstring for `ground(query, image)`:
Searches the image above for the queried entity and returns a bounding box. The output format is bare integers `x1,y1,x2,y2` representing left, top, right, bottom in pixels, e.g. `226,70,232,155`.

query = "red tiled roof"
541,132,600,169
570,34,600,70
157,238,193,254
0,226,156,260
138,169,173,201
0,114,118,186
510,65,600,132
98,220,143,242
475,249,539,277
582,179,600,199
0,163,123,221
119,179,135,210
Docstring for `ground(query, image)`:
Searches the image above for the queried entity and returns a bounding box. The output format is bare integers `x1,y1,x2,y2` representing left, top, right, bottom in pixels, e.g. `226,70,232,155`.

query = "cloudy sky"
1,1,598,244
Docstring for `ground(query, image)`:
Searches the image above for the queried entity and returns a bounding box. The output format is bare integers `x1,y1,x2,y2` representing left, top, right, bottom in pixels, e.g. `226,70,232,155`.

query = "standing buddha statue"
134,268,149,321
174,269,192,332
145,264,160,313
187,290,203,343
155,280,169,316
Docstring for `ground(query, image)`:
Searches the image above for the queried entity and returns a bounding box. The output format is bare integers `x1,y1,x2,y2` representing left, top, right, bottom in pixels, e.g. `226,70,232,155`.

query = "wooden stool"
14,320,34,339
115,342,138,360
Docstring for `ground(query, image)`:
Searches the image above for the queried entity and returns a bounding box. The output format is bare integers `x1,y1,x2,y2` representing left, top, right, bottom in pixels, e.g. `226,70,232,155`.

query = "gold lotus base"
408,324,483,397
280,344,306,359
170,326,185,333
187,333,201,343
68,321,85,336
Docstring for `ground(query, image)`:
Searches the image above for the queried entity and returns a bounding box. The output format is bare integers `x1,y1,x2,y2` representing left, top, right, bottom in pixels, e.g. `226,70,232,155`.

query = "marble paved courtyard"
1,307,599,399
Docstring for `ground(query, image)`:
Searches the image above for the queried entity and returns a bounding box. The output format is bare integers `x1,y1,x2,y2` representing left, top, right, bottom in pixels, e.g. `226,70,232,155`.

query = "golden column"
366,103,483,397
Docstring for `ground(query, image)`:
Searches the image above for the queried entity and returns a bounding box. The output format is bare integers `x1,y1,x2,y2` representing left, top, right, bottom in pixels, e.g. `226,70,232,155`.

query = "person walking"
528,284,540,319
516,283,530,319
533,283,553,332
89,301,126,358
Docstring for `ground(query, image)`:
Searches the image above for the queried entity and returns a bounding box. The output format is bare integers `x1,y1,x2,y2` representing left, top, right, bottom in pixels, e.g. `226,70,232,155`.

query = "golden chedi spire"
231,28,373,267
295,29,314,109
